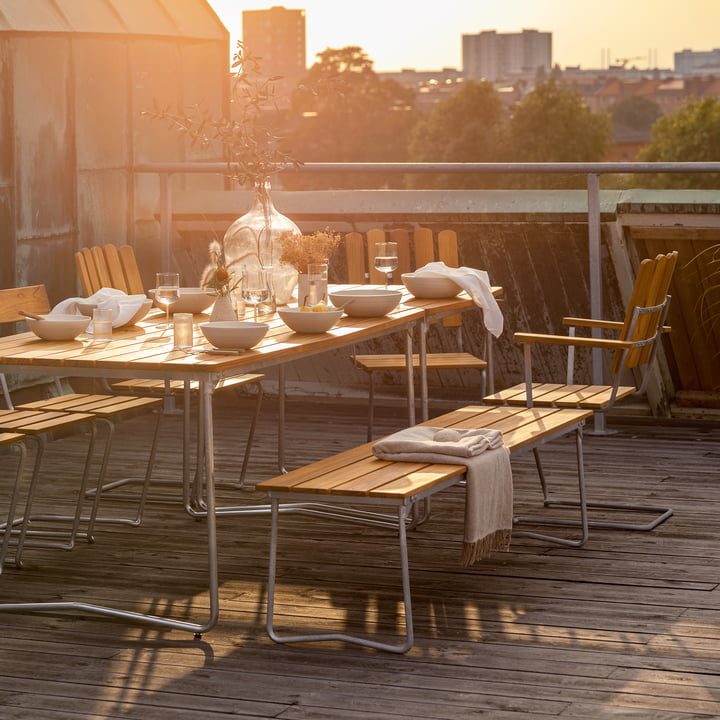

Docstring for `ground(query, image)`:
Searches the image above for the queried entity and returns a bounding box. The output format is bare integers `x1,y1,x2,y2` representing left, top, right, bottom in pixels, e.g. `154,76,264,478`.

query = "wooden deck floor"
1,393,719,719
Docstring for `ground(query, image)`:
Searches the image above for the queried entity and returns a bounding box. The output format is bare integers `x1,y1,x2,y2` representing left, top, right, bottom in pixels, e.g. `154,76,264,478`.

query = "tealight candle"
173,313,193,350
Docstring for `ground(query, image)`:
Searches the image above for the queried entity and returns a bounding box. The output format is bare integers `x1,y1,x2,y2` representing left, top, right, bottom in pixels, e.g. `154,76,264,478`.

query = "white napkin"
52,288,148,329
373,425,513,565
414,261,503,337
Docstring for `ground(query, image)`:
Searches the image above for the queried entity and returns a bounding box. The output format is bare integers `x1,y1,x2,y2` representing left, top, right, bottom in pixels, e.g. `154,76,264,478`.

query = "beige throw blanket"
372,426,513,565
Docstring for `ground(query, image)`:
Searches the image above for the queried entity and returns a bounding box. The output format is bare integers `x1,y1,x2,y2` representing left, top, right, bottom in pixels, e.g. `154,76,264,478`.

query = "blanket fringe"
461,528,512,566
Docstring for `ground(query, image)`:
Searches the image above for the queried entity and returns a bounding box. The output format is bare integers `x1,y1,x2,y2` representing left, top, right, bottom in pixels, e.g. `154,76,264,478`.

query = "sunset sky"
207,0,720,73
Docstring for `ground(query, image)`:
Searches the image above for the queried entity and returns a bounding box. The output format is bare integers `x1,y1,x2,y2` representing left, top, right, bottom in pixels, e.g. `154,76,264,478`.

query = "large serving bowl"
149,287,215,314
278,307,343,334
77,298,154,326
26,314,90,341
401,273,462,299
328,288,402,318
199,321,269,350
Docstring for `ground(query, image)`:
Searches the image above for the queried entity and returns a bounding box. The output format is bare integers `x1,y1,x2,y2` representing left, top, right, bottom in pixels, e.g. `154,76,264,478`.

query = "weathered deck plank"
0,394,719,719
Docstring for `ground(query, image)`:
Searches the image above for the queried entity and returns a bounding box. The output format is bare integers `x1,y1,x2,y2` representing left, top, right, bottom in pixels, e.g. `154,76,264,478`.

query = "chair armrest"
514,332,634,350
562,317,671,334
562,317,624,331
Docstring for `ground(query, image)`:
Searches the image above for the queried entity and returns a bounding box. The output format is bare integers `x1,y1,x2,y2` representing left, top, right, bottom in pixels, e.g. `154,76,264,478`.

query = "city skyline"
207,0,720,73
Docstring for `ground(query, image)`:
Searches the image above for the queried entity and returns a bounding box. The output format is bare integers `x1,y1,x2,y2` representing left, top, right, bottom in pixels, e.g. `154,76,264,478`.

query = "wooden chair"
345,228,491,440
0,285,163,532
483,251,678,534
0,407,101,566
74,243,264,488
74,244,145,296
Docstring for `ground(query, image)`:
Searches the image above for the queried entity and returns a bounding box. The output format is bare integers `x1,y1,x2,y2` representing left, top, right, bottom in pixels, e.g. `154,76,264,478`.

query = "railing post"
159,172,172,272
587,172,606,434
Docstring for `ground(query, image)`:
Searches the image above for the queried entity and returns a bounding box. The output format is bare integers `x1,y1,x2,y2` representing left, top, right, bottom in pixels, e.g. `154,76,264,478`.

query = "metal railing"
135,161,720,431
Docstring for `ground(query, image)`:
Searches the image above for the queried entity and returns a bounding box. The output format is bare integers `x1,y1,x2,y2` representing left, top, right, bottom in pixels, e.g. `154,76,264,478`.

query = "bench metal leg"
512,426,590,548
266,498,415,653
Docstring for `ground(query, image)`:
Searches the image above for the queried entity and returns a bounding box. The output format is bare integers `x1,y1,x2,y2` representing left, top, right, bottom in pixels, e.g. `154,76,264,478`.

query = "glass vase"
222,179,300,313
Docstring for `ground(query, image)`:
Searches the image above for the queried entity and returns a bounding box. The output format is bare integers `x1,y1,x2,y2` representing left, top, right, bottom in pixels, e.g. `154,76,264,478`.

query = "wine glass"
374,241,398,290
241,267,270,322
155,272,180,330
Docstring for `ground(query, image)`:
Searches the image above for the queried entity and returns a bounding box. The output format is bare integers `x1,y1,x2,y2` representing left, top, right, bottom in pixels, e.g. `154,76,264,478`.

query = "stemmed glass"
155,272,180,330
241,267,270,322
374,241,398,289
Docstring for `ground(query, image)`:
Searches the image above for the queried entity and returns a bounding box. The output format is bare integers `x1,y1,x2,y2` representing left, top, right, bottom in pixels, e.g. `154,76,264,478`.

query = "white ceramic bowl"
26,314,90,341
121,298,154,325
328,288,402,318
278,307,343,333
149,287,215,314
77,301,98,316
199,321,269,350
401,273,462,299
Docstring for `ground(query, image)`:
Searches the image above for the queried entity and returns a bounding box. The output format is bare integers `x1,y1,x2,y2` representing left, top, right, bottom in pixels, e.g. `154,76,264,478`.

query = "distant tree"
286,46,417,189
610,95,661,132
503,79,612,187
406,80,505,188
637,97,720,188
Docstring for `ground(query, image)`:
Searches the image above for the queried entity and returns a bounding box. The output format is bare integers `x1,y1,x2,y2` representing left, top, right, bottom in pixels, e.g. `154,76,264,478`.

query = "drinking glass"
374,242,398,289
241,267,270,322
306,262,328,307
155,272,180,329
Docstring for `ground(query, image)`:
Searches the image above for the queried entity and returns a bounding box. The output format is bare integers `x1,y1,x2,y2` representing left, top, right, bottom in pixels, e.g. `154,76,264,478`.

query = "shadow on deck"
1,394,719,719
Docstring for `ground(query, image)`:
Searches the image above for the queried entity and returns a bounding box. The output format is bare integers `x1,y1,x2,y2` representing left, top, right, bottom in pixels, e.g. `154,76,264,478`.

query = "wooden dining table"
0,284,500,635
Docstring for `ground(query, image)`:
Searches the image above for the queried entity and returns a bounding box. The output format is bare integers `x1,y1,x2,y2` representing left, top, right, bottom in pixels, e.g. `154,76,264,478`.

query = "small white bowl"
26,314,90,341
402,273,462,299
199,321,268,350
328,288,402,317
149,287,215,314
278,307,343,333
77,301,98,316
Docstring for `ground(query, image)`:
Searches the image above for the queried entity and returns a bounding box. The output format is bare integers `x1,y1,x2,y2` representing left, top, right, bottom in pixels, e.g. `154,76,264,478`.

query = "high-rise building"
674,48,720,75
463,29,552,82
242,5,306,91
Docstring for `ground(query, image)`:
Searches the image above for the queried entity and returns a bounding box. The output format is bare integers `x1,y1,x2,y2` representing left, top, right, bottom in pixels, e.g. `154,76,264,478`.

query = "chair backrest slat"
345,232,367,284
414,227,435,268
0,285,51,324
118,245,146,295
436,229,462,328
91,247,112,288
103,244,129,293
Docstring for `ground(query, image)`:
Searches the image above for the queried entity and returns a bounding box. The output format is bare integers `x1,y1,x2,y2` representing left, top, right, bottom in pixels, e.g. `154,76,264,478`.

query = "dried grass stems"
278,230,341,273
201,239,250,296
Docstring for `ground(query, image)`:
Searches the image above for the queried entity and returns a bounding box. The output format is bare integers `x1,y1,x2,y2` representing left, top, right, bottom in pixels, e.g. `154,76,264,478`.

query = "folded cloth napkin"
413,261,504,338
52,288,148,330
373,426,512,565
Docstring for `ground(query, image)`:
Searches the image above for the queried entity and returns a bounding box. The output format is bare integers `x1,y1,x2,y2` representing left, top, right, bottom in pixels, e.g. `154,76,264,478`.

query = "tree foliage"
286,46,416,188
406,80,505,188
610,95,661,132
637,97,720,188
503,80,612,187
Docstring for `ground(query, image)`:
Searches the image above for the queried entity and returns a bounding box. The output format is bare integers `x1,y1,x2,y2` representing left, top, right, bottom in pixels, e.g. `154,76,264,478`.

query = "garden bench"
257,404,592,653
